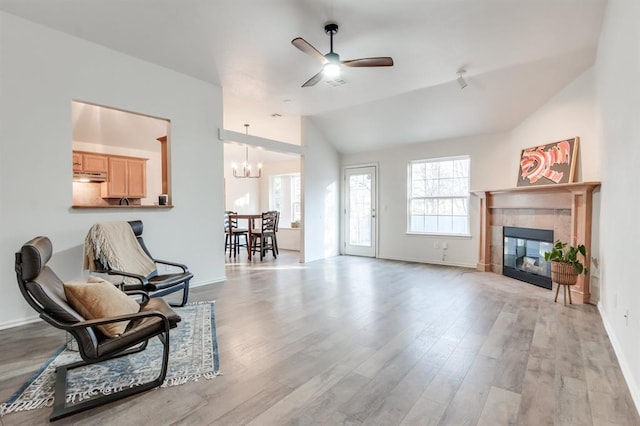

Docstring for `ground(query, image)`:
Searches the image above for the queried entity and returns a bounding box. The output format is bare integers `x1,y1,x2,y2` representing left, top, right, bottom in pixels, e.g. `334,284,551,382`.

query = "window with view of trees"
407,156,470,235
270,173,301,227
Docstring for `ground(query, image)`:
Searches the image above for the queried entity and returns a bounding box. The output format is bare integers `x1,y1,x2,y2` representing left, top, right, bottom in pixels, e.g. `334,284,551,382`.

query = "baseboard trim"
190,276,226,288
379,255,476,269
598,301,640,416
0,315,42,331
303,253,340,263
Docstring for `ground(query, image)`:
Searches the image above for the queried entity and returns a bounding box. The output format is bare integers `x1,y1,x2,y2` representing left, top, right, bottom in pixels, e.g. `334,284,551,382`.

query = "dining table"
228,213,261,260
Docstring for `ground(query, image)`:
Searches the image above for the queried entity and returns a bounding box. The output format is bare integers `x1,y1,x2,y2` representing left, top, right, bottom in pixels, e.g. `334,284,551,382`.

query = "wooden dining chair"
272,210,280,255
251,211,278,260
224,211,248,257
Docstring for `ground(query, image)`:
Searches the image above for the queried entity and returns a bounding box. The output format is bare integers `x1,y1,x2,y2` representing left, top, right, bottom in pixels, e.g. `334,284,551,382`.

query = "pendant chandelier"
232,124,262,179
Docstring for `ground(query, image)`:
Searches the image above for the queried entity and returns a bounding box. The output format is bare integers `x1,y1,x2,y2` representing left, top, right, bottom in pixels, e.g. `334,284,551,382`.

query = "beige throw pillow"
64,277,140,338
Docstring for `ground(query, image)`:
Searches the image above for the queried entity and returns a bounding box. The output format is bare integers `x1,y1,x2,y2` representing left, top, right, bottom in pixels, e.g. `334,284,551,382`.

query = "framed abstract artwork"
517,137,579,187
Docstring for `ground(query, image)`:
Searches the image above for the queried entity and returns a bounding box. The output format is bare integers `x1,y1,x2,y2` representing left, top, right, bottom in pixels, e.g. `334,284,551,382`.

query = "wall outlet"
442,242,448,250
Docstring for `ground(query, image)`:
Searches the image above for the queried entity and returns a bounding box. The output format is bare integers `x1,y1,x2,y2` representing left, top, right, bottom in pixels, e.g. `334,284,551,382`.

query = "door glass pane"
349,174,372,246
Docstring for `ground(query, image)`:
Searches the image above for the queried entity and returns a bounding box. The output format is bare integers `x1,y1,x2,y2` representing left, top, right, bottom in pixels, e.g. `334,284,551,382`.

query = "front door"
344,166,377,257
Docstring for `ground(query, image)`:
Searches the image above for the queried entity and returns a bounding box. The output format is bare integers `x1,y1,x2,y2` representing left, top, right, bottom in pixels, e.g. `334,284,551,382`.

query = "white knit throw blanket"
84,222,157,285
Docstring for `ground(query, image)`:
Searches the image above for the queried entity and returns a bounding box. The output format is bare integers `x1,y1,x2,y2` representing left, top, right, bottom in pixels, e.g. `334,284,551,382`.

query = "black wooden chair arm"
38,308,169,333
67,310,170,331
124,289,150,303
153,259,189,272
106,270,149,286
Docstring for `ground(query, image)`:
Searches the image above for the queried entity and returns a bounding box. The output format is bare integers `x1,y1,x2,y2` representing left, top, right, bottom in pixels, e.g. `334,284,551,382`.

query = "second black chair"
224,211,248,258
251,211,278,260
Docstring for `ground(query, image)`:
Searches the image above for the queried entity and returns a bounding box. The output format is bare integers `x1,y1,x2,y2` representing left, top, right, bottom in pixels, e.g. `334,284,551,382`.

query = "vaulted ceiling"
0,0,607,153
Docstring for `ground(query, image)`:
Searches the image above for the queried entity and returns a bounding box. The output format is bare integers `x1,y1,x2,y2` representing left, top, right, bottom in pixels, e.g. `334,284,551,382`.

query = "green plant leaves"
544,240,588,275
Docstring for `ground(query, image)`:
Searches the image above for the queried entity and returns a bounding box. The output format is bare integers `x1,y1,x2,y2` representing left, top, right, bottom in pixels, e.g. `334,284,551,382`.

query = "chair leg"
270,235,277,259
172,280,190,307
260,236,264,260
233,234,238,258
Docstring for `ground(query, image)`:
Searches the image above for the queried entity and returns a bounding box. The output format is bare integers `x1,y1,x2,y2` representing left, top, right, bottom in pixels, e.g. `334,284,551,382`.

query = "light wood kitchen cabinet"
82,153,108,173
125,158,147,198
72,152,83,171
102,155,148,199
72,151,108,172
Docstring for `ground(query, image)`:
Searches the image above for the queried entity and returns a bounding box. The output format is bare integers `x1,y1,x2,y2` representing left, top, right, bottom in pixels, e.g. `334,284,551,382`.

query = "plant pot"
551,260,579,285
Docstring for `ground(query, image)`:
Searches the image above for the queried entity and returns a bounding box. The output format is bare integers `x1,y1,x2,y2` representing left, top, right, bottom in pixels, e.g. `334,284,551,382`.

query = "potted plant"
544,240,588,285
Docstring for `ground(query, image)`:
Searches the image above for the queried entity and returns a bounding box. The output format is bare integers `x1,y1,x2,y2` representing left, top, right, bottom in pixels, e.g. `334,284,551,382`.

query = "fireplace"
473,182,600,303
503,226,553,289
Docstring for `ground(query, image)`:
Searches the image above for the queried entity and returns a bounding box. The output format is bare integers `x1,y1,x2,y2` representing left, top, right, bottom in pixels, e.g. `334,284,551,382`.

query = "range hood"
73,171,107,182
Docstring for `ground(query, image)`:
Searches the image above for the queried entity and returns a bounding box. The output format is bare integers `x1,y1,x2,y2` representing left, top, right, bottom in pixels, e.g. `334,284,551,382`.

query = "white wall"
507,67,602,302
341,132,513,267
223,93,301,145
509,67,600,182
301,118,340,262
339,66,601,272
223,165,260,214
0,12,225,328
595,0,640,410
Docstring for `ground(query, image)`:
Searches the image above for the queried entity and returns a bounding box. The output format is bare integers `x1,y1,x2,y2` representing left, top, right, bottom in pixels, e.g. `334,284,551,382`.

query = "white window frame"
269,173,301,227
407,155,471,236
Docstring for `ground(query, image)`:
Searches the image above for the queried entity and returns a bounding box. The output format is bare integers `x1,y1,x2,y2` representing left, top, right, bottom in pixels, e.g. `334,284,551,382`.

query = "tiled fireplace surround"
473,182,600,304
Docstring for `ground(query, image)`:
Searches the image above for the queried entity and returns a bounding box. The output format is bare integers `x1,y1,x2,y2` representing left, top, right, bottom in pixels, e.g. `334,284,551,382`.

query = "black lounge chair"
92,220,193,307
15,236,181,421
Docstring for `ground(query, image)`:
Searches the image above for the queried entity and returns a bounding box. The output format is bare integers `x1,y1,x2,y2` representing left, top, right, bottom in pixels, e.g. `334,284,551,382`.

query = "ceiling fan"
291,23,394,87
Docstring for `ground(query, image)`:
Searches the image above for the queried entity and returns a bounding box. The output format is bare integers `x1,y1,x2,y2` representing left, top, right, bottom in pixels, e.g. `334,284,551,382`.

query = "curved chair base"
149,280,190,307
50,332,170,421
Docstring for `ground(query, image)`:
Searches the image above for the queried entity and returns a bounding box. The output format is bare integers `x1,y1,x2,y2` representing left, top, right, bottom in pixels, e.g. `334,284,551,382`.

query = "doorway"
344,165,377,257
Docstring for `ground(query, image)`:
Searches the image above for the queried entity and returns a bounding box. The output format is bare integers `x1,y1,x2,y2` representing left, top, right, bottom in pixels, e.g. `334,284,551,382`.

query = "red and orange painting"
517,137,579,187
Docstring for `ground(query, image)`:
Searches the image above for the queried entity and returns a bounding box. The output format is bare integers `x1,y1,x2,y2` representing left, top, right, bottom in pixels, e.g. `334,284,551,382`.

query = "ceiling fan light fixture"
292,23,393,87
323,62,341,79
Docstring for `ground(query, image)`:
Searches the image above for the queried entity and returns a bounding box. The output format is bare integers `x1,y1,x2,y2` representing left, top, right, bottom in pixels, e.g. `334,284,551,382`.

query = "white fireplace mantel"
472,182,601,303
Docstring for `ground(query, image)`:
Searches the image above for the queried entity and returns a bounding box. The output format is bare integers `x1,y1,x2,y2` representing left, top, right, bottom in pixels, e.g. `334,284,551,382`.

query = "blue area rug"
0,301,220,416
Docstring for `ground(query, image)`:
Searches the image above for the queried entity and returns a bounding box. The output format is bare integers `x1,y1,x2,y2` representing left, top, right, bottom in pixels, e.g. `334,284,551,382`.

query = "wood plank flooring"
1,252,638,425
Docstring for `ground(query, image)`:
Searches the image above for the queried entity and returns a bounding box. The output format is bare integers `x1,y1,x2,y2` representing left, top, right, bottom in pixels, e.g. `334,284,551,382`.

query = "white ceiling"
0,0,607,153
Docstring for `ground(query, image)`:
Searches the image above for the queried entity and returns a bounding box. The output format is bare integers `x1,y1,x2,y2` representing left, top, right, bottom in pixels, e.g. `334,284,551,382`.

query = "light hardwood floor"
1,252,638,425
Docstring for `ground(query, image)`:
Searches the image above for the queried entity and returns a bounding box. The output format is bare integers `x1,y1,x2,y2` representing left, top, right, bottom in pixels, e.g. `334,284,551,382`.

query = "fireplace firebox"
503,226,553,289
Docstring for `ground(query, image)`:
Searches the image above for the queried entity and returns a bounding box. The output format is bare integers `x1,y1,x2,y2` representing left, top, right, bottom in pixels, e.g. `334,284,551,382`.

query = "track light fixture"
456,69,468,89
